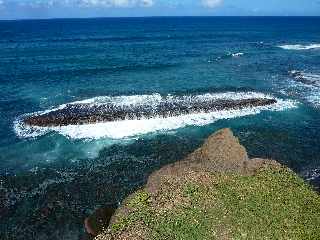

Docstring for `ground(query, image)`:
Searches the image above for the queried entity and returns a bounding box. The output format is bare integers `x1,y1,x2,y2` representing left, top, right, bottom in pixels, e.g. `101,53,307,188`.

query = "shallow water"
1,17,320,239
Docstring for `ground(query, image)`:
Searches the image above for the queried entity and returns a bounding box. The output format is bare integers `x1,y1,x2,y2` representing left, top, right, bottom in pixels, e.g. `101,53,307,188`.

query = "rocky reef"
23,98,277,127
92,129,320,240
289,70,320,86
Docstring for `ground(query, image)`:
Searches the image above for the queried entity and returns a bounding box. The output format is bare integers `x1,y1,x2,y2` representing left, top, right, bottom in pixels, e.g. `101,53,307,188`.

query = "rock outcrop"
84,207,115,237
24,99,277,127
146,128,280,194
92,128,303,240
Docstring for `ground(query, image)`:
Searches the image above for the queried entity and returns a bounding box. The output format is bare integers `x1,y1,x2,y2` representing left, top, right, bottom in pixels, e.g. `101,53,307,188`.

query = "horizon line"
1,15,320,21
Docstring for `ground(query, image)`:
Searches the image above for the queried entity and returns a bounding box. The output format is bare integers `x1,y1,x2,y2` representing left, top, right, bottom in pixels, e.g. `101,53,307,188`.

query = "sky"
0,0,319,20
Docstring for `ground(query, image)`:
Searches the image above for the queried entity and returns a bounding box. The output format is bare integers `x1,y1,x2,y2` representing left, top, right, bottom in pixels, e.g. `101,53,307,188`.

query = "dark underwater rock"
24,98,277,127
289,70,318,85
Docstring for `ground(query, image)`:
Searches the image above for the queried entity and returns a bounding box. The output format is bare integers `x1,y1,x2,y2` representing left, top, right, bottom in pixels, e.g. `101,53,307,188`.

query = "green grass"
108,167,320,240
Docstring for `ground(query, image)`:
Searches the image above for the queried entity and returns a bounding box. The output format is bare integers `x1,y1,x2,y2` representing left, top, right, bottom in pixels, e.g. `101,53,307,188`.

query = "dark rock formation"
84,207,116,237
289,70,319,85
24,98,277,127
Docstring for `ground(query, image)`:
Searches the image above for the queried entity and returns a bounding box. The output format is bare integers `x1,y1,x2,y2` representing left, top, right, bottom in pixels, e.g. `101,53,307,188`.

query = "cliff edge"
94,129,320,240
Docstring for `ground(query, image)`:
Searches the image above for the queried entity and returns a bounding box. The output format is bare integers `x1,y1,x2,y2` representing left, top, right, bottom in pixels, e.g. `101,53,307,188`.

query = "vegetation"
99,167,320,240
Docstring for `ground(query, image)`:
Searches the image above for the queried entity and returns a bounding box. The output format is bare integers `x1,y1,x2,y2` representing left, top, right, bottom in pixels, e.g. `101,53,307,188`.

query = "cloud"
201,0,223,8
77,0,155,8
140,0,154,7
0,0,5,7
79,0,128,8
6,0,154,9
18,0,56,8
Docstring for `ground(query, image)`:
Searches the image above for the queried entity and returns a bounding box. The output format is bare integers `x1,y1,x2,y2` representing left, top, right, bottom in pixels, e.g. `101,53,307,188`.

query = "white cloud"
140,0,154,7
0,0,5,8
79,0,130,8
69,0,155,8
10,0,154,8
18,0,60,8
201,0,223,8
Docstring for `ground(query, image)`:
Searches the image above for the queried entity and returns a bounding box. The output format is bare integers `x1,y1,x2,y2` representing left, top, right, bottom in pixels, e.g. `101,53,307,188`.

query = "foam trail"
305,168,320,182
231,52,244,57
15,92,298,140
279,44,320,50
289,70,320,86
288,70,320,107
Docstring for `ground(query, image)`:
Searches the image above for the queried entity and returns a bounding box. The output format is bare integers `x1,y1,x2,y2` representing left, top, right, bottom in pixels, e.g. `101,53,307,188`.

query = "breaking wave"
231,52,244,57
14,92,298,140
288,70,320,107
278,44,320,50
289,70,320,86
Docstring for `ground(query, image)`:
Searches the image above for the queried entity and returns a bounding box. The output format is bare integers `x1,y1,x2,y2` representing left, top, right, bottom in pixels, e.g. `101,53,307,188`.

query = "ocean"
0,17,320,239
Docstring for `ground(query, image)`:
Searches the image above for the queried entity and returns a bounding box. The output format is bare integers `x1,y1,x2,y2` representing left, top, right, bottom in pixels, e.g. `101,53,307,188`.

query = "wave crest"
279,44,320,50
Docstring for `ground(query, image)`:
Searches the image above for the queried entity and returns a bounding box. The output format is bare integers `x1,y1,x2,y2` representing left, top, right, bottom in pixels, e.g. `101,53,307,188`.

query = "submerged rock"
289,70,320,86
23,98,277,127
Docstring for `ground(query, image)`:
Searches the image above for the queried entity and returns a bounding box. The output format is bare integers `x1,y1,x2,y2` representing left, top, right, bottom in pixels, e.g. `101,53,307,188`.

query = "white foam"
288,70,320,107
305,168,320,181
14,92,298,140
301,73,320,83
306,92,320,108
73,93,163,106
232,52,244,57
290,70,320,84
68,92,274,106
278,44,320,50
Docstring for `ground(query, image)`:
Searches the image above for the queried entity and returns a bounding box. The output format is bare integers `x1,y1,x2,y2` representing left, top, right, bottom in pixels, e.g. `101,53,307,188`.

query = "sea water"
1,17,320,239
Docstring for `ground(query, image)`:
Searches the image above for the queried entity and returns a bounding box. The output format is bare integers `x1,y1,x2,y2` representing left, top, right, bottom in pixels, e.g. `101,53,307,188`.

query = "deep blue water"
1,17,320,239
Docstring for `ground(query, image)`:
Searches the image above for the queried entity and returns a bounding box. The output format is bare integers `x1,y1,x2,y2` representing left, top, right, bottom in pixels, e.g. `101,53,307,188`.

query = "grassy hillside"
95,129,320,240
96,166,320,240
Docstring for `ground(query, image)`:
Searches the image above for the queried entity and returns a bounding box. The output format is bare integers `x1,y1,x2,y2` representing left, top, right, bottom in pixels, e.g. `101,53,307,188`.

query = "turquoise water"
1,17,320,239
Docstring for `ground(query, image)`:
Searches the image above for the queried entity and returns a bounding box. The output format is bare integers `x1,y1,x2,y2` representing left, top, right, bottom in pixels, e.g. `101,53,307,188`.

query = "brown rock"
146,128,276,194
84,207,115,237
187,128,248,172
245,158,281,174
